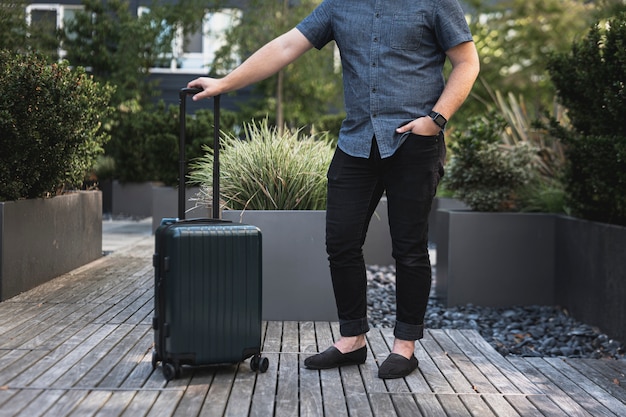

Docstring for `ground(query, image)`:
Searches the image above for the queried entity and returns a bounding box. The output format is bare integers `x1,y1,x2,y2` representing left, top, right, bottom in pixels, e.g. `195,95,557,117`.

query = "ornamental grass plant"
189,119,334,211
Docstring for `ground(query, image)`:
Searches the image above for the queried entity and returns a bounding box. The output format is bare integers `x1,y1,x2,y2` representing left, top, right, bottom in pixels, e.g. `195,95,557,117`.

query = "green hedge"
547,12,626,225
0,51,113,201
104,102,241,186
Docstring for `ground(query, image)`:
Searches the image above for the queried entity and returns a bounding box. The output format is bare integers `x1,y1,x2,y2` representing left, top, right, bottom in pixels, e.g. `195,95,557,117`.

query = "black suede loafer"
304,346,367,370
377,353,419,379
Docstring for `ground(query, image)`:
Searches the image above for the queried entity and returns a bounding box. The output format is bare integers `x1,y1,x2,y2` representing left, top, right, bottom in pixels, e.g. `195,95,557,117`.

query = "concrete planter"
0,191,102,301
109,180,158,218
435,210,556,307
222,198,392,321
555,216,626,344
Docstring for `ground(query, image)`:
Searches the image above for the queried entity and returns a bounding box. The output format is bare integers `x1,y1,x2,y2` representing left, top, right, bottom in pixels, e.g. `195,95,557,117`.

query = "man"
188,0,479,379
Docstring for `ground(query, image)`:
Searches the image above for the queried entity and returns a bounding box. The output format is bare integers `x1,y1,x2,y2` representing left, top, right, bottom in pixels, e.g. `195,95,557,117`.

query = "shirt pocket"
391,13,424,51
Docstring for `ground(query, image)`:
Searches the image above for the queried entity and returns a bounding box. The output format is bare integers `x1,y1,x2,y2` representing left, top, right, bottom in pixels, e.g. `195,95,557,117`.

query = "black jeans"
325,133,445,340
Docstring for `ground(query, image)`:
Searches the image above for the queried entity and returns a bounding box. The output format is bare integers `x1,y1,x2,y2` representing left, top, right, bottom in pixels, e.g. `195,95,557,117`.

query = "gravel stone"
366,264,625,360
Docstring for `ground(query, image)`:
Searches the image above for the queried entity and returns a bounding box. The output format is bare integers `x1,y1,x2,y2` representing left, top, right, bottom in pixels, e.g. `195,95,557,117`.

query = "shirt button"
373,37,378,42
372,88,377,93
375,13,380,18
372,62,377,67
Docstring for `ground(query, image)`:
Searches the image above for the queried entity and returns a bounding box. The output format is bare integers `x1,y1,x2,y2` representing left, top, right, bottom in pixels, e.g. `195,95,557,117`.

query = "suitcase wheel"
162,362,180,381
250,355,269,373
151,349,159,370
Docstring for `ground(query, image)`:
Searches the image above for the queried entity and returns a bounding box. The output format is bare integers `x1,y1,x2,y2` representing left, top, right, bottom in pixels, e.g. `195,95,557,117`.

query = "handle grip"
178,88,221,220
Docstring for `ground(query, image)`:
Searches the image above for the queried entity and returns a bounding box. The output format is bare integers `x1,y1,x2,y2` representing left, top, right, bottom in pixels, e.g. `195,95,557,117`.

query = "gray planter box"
110,180,157,218
151,186,208,233
436,210,556,307
222,198,392,321
555,216,626,344
429,197,469,244
0,191,102,301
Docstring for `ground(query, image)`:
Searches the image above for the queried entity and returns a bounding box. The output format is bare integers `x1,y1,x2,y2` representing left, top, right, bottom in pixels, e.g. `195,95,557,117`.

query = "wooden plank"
544,357,626,417
418,332,474,394
459,394,497,417
314,322,349,417
249,321,279,417
429,329,500,394
525,394,573,417
329,324,374,417
437,393,473,416
95,391,138,417
54,324,134,389
481,394,521,417
12,390,67,417
361,331,397,417
119,391,159,417
197,366,237,417
506,357,595,417
413,332,456,395
458,330,542,395
46,391,92,417
68,390,114,417
274,321,300,417
298,321,324,417
24,324,117,388
504,394,545,416
0,388,44,416
99,327,153,389
378,329,424,417
145,389,185,417
224,362,258,417
570,359,626,403
171,372,212,417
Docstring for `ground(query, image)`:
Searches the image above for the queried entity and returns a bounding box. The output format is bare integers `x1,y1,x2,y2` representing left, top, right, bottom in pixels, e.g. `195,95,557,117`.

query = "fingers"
186,77,215,101
396,117,441,136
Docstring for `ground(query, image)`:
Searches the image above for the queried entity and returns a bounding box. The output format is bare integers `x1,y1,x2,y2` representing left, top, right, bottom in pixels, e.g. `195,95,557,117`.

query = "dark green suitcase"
151,90,268,380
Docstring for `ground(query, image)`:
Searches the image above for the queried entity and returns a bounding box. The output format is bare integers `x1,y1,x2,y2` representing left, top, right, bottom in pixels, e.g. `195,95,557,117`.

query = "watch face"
430,112,446,128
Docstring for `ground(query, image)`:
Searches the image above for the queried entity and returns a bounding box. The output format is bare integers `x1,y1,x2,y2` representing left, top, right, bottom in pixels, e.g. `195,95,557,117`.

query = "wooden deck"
1,234,625,416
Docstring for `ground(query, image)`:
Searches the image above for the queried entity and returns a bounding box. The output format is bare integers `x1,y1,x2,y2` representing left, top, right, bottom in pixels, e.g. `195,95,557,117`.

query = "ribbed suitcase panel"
162,223,262,365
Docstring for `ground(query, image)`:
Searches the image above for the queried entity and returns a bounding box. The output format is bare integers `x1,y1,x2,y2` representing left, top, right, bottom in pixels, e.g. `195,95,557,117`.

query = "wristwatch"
429,111,447,129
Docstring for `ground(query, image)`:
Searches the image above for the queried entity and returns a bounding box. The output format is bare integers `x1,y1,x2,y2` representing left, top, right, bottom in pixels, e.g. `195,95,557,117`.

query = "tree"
212,0,343,130
0,0,60,58
62,0,212,108
462,0,626,124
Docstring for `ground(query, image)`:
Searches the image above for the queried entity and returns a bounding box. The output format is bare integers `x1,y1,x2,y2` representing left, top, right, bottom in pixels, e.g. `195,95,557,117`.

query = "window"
26,3,82,59
139,7,242,74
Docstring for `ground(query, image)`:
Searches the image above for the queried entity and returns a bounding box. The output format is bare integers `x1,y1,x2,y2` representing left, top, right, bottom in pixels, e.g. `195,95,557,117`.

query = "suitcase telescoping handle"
178,88,220,220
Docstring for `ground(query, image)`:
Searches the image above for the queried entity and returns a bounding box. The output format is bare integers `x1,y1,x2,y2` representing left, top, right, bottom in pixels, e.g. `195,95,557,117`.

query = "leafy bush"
444,113,536,212
547,12,626,137
189,119,334,210
0,51,114,201
547,12,626,225
550,126,626,225
105,102,240,185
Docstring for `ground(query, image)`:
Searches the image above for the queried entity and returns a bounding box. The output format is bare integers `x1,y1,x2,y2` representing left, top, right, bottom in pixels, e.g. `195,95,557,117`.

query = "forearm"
189,28,313,100
432,41,480,120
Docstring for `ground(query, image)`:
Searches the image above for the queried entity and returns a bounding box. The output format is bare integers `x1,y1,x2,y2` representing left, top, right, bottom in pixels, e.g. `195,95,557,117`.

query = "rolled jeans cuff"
394,321,425,341
339,317,370,337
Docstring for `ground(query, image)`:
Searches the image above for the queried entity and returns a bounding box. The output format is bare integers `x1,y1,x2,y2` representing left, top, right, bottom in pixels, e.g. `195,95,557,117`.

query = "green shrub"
105,102,240,185
444,113,536,212
547,12,626,137
189,119,334,210
551,127,626,225
0,51,114,201
546,12,626,225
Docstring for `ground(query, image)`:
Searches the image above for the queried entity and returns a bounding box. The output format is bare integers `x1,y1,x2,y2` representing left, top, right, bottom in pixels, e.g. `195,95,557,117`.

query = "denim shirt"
296,0,473,158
